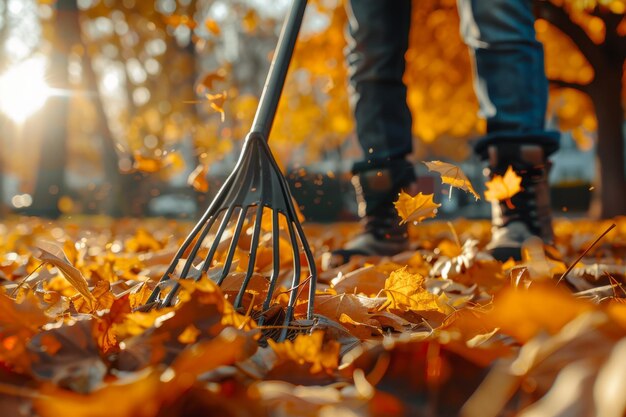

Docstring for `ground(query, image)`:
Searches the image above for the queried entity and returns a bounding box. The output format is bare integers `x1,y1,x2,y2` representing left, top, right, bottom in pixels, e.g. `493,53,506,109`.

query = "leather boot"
486,144,554,261
322,160,417,269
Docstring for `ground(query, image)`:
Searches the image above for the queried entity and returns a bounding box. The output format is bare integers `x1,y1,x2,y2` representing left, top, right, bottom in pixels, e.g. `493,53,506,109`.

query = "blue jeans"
346,0,560,173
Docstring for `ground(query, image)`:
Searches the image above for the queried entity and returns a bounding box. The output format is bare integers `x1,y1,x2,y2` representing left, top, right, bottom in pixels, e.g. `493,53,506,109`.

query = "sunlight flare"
0,55,51,123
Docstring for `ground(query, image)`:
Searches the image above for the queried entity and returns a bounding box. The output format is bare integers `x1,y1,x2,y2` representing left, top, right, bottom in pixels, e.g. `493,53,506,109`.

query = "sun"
0,55,52,123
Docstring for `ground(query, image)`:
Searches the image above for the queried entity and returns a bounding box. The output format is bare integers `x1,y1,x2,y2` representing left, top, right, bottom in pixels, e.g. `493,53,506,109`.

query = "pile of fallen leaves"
0,212,624,416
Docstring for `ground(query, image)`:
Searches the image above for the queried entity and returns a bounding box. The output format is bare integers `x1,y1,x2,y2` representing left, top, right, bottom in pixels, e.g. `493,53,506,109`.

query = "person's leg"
458,0,559,260
324,0,415,268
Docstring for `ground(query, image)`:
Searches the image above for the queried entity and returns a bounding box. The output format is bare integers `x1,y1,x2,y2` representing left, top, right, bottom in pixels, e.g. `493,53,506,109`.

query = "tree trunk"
589,64,626,218
28,0,79,217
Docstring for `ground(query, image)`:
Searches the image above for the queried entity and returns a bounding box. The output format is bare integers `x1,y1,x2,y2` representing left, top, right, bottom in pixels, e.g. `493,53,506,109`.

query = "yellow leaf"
423,160,480,200
382,267,445,313
484,166,522,203
34,245,96,309
394,191,441,225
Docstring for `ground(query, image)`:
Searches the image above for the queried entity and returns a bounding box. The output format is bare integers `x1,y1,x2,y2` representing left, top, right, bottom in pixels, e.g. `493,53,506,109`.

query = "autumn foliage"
0,214,624,416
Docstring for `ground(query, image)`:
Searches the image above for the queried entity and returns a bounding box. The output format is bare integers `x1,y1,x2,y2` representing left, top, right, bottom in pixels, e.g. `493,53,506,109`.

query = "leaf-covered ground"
0,216,625,416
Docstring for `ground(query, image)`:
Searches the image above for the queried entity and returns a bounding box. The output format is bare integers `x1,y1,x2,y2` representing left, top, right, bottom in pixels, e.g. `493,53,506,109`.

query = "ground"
0,216,624,417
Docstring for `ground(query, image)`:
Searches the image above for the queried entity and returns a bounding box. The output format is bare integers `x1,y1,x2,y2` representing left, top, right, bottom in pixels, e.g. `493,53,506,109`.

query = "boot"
486,144,554,261
322,160,418,269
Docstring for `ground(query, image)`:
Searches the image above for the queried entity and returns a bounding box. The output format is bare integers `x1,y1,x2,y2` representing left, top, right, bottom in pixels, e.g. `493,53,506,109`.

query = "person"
325,0,560,267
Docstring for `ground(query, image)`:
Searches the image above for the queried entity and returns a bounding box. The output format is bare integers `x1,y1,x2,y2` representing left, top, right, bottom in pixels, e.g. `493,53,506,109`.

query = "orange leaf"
132,153,162,173
423,160,480,200
484,166,522,203
199,70,226,91
482,284,594,343
171,327,257,378
267,331,340,374
394,191,441,225
242,9,259,33
187,164,209,193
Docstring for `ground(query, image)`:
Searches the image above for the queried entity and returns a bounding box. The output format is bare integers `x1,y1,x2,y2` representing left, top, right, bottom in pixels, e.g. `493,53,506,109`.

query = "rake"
144,0,316,340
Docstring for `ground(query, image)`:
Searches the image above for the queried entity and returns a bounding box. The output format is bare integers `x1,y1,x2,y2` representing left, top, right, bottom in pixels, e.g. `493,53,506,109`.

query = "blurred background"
0,0,624,222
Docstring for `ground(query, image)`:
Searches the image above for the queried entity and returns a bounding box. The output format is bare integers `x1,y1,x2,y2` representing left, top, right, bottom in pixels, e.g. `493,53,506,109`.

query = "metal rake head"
145,132,317,340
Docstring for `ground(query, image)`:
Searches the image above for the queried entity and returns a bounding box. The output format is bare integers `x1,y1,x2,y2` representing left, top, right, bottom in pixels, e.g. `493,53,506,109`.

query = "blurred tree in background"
0,0,623,218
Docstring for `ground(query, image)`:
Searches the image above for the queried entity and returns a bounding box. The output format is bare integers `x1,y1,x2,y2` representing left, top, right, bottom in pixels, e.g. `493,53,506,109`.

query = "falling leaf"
132,153,162,173
187,164,209,193
394,191,441,225
484,166,522,203
242,9,259,33
206,91,227,122
204,19,221,35
423,160,480,200
198,69,227,92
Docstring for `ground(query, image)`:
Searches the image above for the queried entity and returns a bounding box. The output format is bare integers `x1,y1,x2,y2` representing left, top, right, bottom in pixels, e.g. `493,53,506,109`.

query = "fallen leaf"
483,284,594,343
267,331,340,374
381,267,445,313
33,244,96,309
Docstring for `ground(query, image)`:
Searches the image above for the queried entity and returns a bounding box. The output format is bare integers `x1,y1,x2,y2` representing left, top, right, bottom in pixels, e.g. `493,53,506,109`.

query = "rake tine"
200,205,238,275
234,203,264,309
257,209,281,327
160,207,234,307
217,208,247,285
279,218,302,341
292,219,317,320
146,170,240,304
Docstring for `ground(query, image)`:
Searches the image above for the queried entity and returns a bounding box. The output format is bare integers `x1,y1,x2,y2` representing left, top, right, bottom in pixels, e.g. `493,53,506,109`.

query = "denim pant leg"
457,0,560,158
346,0,413,174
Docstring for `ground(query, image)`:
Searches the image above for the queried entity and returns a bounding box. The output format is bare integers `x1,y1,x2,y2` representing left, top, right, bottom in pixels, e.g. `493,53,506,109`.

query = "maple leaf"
394,191,441,225
423,160,480,200
382,267,446,313
484,166,522,203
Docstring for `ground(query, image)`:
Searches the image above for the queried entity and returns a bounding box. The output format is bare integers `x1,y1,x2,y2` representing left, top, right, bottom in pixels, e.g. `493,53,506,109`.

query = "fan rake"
143,0,316,341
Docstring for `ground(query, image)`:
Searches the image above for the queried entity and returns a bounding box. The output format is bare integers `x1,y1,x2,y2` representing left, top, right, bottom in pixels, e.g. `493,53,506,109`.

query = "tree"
536,0,626,217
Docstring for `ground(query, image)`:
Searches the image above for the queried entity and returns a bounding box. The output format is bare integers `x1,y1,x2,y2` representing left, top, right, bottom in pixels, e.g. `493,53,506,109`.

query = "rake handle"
250,0,307,140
